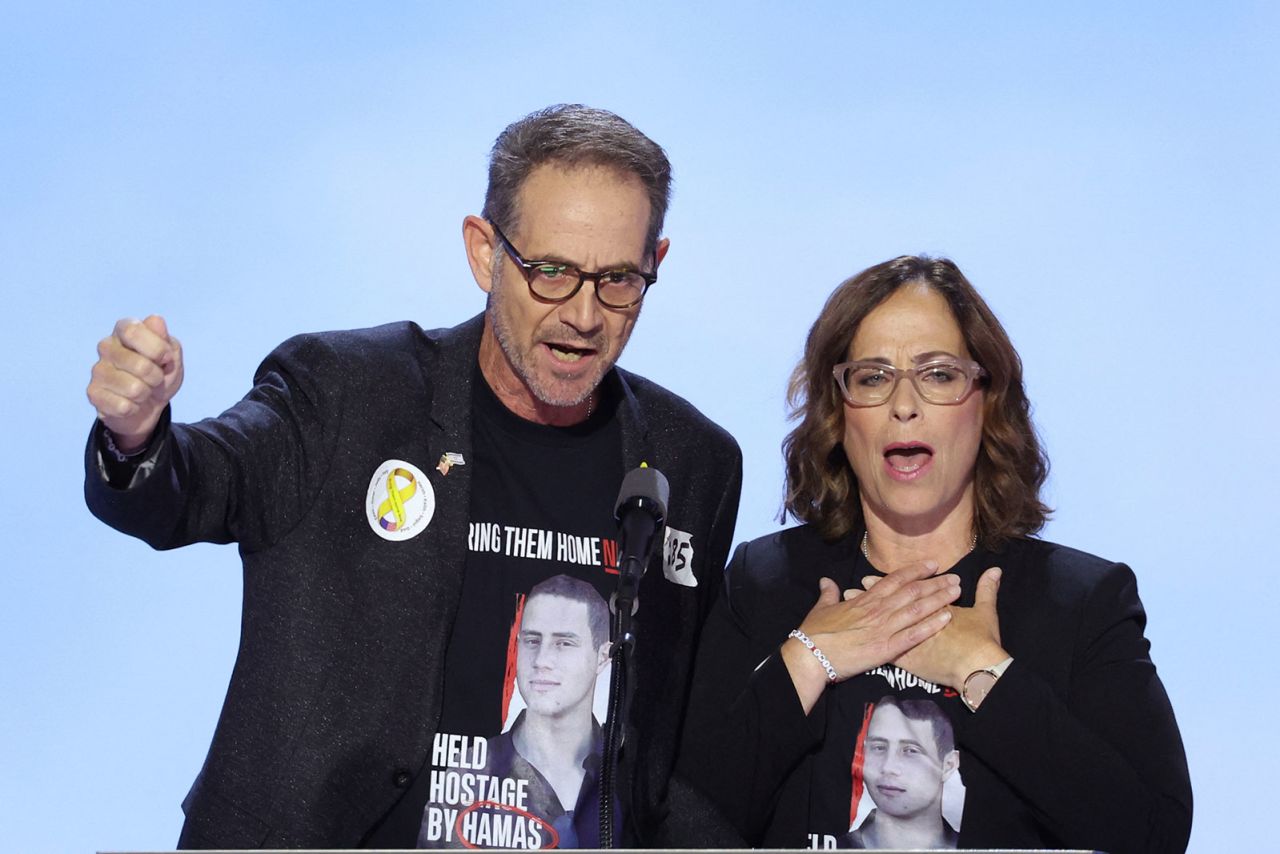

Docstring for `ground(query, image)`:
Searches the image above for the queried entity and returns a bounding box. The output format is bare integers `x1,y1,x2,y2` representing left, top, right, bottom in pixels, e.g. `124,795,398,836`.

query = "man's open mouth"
546,342,594,363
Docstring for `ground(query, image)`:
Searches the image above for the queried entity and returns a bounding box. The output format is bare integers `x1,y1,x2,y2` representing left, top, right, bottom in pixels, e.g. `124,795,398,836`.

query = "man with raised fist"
85,105,742,849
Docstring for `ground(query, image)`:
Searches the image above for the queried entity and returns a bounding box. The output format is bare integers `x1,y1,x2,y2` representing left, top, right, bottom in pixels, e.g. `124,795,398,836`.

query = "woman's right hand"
781,563,960,714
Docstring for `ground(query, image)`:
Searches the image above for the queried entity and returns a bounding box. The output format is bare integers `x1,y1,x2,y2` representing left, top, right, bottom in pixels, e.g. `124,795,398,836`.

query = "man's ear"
941,749,960,781
652,237,670,271
596,642,612,672
463,215,497,293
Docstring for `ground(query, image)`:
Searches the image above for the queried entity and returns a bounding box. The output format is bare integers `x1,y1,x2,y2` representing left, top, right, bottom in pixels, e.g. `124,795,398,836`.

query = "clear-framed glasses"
490,221,657,309
833,358,988,407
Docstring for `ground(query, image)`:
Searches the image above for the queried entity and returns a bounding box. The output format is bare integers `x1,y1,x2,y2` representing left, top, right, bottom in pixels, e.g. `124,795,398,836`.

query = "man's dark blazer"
85,314,743,848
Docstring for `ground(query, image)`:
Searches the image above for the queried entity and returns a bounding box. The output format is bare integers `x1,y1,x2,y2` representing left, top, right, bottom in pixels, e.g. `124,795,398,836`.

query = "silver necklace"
861,529,978,561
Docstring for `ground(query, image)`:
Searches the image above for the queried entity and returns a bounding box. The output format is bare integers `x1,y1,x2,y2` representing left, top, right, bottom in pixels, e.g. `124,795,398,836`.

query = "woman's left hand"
853,565,1008,690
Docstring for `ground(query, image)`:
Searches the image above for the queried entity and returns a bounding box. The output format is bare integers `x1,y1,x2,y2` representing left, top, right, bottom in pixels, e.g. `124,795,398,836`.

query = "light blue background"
2,2,1275,851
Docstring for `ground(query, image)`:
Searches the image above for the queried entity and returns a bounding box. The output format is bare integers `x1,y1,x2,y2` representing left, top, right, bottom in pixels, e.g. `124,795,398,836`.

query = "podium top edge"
100,849,1101,853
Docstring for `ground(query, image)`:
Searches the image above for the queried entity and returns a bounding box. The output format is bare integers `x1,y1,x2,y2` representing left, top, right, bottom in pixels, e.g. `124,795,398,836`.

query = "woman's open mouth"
883,442,934,480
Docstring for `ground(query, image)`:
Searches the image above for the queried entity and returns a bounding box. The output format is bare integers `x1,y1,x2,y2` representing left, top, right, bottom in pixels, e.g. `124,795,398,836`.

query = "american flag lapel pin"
436,452,466,476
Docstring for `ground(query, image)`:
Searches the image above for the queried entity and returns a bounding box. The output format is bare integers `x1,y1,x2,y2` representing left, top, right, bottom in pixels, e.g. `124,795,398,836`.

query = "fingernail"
991,567,1002,580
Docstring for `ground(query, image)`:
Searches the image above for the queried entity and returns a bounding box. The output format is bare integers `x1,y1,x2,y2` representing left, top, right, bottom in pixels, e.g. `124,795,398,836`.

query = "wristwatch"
961,656,1013,712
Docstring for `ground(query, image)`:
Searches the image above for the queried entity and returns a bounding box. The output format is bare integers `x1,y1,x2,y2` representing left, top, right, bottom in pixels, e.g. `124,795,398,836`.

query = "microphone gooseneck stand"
600,466,668,849
600,560,641,849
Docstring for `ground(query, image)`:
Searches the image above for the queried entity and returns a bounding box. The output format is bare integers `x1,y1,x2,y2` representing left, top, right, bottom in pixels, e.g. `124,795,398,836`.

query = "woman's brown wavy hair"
782,256,1049,546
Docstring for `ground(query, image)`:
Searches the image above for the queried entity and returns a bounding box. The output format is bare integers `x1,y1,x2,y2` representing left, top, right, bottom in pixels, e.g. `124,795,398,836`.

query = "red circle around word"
453,799,561,850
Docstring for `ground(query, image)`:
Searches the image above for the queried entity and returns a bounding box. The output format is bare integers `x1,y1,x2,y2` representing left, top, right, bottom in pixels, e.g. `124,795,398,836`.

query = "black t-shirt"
367,374,624,848
786,548,979,850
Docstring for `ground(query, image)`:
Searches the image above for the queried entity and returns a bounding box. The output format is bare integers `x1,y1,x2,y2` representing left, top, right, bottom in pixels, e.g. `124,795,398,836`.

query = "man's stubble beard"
486,275,636,408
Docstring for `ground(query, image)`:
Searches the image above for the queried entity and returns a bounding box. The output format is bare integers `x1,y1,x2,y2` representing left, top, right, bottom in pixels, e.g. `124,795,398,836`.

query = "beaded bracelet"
788,629,838,683
102,426,144,463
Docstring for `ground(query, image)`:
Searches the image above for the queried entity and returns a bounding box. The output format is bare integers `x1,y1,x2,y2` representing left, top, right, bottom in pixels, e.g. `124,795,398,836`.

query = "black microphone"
612,465,669,608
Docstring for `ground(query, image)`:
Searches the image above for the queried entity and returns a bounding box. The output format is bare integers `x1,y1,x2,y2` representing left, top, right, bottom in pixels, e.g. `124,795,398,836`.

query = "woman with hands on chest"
678,257,1191,852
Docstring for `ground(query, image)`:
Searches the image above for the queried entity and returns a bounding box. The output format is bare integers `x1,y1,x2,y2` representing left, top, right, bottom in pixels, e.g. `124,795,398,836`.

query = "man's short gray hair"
482,104,672,258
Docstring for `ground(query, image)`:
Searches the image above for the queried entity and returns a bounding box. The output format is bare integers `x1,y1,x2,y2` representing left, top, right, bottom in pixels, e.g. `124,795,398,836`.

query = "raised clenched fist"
87,314,184,453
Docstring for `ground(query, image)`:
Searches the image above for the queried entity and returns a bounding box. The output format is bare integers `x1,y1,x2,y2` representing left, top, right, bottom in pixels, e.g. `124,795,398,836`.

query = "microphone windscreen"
614,465,670,520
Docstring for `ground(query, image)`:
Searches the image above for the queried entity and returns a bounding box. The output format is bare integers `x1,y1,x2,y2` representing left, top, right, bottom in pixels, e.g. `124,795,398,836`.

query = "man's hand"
87,315,184,453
